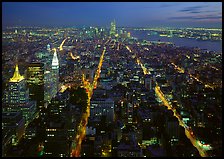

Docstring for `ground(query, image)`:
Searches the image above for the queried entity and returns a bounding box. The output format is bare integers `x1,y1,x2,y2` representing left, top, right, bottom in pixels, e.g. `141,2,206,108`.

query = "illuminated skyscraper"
3,64,37,126
27,62,44,111
51,49,59,97
5,64,28,108
47,44,51,51
44,70,53,104
110,20,116,36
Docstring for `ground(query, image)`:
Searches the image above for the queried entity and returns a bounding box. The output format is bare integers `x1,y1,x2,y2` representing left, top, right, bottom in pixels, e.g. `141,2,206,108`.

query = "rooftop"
9,64,24,82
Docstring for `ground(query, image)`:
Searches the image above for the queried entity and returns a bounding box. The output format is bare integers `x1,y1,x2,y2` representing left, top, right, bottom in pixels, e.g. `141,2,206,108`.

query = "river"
129,30,222,53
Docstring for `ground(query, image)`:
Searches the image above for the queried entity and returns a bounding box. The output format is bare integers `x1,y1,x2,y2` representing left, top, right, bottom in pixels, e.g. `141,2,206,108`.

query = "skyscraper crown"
9,64,24,82
52,49,59,67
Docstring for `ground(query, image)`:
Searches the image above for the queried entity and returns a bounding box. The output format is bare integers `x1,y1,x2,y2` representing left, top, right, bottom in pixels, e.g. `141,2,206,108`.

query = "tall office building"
44,120,70,157
3,64,37,126
44,70,53,103
2,112,25,147
4,64,26,107
26,62,44,111
165,116,180,146
51,49,59,98
48,90,70,116
47,44,51,51
110,20,116,36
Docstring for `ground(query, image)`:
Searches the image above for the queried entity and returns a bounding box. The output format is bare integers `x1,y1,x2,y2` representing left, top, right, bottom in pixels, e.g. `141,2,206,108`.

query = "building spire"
47,44,51,51
52,49,59,68
9,63,24,82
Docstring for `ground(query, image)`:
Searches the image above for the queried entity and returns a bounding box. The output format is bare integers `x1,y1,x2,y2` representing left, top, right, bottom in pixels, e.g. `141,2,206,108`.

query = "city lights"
2,2,222,158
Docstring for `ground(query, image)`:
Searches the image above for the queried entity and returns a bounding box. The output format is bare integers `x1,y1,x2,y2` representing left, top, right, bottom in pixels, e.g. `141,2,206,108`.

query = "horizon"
3,25,222,29
2,2,222,28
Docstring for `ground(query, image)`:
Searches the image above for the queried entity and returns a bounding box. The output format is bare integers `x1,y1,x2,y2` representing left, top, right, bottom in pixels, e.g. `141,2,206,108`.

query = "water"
129,30,222,53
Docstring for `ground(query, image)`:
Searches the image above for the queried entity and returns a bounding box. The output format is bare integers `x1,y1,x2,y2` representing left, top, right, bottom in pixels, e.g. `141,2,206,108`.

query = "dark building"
44,119,70,157
117,125,143,157
2,112,25,147
26,62,44,111
48,90,70,116
165,115,180,146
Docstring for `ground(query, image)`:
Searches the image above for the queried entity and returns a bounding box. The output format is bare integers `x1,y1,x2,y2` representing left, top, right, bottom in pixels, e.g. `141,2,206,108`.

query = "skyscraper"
3,64,37,126
51,49,59,97
26,62,44,111
2,111,25,147
110,20,116,36
44,70,52,103
4,64,28,108
47,44,51,51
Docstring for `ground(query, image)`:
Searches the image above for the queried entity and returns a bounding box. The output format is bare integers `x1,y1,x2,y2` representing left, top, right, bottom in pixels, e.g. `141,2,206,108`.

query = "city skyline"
2,2,222,28
2,1,222,157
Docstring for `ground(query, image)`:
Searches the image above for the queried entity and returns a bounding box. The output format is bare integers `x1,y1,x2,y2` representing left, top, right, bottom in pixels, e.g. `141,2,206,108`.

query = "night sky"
2,2,222,28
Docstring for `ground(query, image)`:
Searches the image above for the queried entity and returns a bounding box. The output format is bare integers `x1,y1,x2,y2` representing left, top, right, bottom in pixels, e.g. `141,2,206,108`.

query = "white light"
52,50,59,67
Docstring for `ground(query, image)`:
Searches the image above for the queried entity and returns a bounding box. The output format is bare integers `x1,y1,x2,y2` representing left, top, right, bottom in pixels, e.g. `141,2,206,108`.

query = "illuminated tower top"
47,44,51,51
52,49,59,69
9,64,25,82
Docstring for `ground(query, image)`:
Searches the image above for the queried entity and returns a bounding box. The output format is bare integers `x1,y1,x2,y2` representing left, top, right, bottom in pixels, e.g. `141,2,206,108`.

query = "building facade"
51,49,59,98
110,20,116,36
3,64,37,126
90,98,114,123
2,112,25,147
26,62,44,111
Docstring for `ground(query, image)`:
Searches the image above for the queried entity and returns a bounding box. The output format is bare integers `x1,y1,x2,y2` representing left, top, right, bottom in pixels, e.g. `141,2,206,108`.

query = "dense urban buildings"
2,2,222,158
